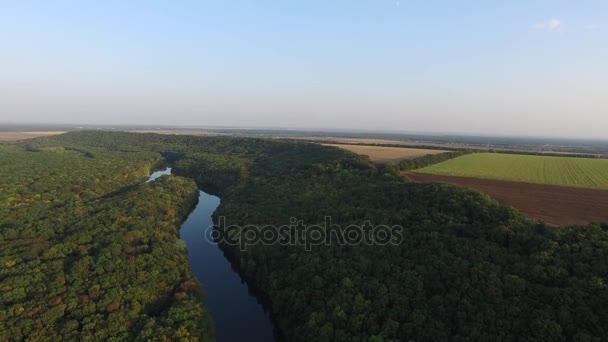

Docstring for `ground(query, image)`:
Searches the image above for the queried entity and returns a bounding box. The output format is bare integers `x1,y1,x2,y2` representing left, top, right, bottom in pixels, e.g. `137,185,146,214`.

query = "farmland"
0,131,65,141
3,130,608,340
416,153,608,189
322,143,446,163
405,172,608,226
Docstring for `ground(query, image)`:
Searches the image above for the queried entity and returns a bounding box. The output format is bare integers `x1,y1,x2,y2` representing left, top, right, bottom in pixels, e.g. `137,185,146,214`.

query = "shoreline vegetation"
1,131,607,340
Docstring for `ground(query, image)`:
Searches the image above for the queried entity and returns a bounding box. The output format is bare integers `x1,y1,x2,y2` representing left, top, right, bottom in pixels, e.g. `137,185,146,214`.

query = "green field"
416,153,608,189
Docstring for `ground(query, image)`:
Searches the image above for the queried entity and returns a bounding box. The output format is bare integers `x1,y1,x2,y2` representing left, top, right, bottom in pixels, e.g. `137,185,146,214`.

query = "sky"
0,1,606,138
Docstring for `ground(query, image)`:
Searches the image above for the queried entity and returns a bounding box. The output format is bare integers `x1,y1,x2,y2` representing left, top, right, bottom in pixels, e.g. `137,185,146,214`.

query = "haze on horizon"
1,1,606,139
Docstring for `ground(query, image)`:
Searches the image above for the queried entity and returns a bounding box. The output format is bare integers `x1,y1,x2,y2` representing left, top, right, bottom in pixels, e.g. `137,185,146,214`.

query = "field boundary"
405,172,608,226
321,143,448,163
398,151,472,171
294,137,607,159
415,152,608,190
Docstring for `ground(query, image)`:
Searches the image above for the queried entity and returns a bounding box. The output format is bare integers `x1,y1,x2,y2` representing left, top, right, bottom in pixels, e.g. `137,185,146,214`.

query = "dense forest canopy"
0,140,213,340
1,131,607,341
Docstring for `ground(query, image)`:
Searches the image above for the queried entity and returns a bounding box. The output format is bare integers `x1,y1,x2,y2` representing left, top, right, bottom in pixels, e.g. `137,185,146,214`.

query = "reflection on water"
148,168,276,341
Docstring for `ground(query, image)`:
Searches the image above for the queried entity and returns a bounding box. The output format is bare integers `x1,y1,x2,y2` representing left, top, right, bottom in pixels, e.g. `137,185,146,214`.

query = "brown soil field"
323,143,446,163
0,131,65,141
405,172,608,226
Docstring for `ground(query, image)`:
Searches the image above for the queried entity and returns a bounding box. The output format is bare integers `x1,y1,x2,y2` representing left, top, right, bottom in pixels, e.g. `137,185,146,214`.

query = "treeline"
290,140,464,152
397,150,472,171
491,149,605,159
2,131,608,341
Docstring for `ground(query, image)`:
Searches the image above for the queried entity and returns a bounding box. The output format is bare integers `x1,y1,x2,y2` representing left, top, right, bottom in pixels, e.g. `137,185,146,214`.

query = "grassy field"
322,143,446,163
416,153,608,189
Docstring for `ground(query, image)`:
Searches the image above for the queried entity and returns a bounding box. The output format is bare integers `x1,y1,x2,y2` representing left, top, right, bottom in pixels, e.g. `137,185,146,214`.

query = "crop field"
406,172,608,226
0,131,65,141
416,153,608,189
322,143,446,163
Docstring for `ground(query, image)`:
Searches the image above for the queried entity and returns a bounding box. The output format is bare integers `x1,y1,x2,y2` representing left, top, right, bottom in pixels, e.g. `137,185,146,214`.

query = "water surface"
147,167,172,182
148,168,276,341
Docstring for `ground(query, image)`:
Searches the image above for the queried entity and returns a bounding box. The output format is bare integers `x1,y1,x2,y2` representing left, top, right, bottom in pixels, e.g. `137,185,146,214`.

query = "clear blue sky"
1,1,606,138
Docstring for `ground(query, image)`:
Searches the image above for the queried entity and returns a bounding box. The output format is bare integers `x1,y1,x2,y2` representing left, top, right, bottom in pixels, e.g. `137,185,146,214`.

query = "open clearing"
406,172,608,226
322,144,446,163
0,131,65,141
417,153,608,189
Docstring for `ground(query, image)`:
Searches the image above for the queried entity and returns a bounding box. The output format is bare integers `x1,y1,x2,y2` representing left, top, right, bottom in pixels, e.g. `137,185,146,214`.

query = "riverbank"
149,168,278,341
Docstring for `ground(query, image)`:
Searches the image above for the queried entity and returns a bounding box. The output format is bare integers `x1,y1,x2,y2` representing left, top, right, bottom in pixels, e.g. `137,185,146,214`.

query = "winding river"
148,168,276,341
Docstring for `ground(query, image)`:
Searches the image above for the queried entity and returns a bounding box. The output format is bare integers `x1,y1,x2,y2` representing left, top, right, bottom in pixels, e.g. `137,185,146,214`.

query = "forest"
0,141,213,340
1,131,607,341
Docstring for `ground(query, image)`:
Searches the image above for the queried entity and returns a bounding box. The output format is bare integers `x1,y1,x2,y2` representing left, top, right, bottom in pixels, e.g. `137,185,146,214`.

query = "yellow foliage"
14,306,25,315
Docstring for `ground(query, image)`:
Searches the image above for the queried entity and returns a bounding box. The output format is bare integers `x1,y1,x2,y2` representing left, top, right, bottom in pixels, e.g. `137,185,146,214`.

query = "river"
147,168,276,341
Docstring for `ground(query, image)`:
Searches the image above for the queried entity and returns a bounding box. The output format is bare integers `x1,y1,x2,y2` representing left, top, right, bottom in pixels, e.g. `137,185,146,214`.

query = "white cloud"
534,19,562,31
